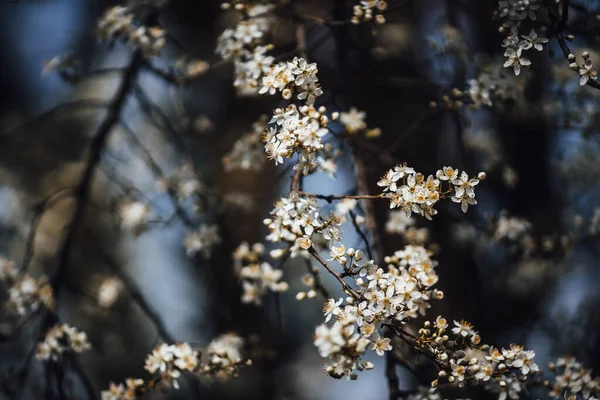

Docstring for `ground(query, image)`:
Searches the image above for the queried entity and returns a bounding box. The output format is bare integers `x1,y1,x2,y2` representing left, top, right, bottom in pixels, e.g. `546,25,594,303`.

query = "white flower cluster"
494,0,547,76
263,192,342,259
97,277,123,308
223,116,269,172
221,191,255,213
314,245,442,379
297,142,341,178
493,214,532,242
184,224,221,258
502,28,547,76
571,52,599,86
401,388,445,400
96,6,166,57
101,378,144,400
263,104,330,168
155,164,204,202
250,57,347,176
0,256,54,316
417,318,539,397
202,332,246,376
0,256,17,281
463,61,526,108
548,356,600,399
144,342,199,390
334,199,363,225
339,108,381,138
463,129,503,170
379,166,484,218
496,0,540,30
232,242,288,305
587,208,600,236
313,317,378,380
36,324,91,361
340,108,367,134
216,5,274,95
102,334,247,399
385,211,429,244
352,1,388,25
119,201,150,235
296,273,320,301
259,57,323,106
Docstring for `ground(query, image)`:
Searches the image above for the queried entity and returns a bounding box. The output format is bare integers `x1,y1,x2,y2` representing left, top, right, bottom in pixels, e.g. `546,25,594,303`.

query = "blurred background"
1,0,600,399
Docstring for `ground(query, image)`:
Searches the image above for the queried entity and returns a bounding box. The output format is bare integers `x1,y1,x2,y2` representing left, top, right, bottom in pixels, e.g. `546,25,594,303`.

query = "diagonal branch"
52,50,145,292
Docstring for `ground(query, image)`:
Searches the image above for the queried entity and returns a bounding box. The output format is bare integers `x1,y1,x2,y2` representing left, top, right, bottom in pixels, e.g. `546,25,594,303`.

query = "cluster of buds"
378,165,485,219
36,324,91,361
0,256,54,316
431,88,469,111
232,242,288,305
352,1,387,25
568,52,598,86
96,6,166,57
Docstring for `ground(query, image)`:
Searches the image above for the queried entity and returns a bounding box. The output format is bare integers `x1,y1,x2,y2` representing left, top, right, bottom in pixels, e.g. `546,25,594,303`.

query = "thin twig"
299,192,383,201
308,247,361,299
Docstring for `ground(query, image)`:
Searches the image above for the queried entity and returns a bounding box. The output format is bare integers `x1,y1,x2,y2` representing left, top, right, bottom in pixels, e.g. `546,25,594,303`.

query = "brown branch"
22,189,74,271
290,169,302,192
299,192,383,201
348,209,374,261
144,58,231,86
353,156,385,264
92,233,176,343
308,247,361,299
385,331,401,400
119,119,196,228
303,258,331,299
24,47,147,400
51,50,144,292
387,109,435,154
298,14,351,26
0,100,108,137
545,0,600,90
